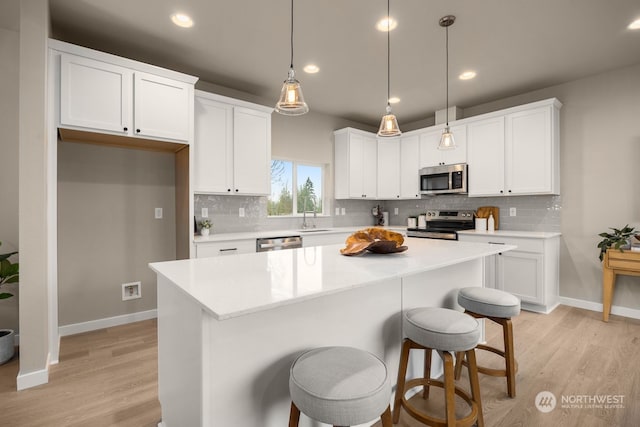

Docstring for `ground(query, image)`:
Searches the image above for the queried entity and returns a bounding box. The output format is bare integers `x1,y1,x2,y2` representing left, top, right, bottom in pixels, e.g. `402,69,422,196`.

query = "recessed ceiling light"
303,64,319,74
388,97,400,104
376,17,397,32
459,71,477,80
629,18,640,30
171,13,194,28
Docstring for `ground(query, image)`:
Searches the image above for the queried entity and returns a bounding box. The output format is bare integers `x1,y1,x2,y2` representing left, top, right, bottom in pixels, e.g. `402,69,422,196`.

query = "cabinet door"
505,106,552,194
60,54,131,134
419,129,442,167
196,240,256,258
194,97,233,193
467,116,505,196
347,133,364,198
361,136,378,199
377,138,400,199
497,251,544,305
233,107,271,195
400,135,420,199
134,72,191,142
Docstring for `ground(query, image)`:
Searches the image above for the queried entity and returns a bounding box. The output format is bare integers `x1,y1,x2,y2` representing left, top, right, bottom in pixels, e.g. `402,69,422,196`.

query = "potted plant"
597,225,636,261
199,219,212,236
0,241,19,364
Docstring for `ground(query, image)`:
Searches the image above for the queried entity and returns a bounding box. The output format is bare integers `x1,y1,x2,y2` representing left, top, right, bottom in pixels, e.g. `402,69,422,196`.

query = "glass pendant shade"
438,126,456,149
275,68,309,116
378,105,401,137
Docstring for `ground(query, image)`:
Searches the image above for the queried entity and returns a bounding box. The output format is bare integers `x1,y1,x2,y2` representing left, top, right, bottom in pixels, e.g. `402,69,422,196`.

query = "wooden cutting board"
476,206,500,230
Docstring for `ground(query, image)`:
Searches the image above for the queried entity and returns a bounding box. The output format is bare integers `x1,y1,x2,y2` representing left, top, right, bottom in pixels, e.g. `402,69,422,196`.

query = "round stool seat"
404,307,480,352
458,287,521,318
289,346,391,426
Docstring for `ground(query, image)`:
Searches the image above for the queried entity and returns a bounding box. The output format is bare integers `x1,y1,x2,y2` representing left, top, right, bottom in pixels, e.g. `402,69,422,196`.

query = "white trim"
559,297,640,320
17,353,50,390
58,309,157,337
522,301,560,314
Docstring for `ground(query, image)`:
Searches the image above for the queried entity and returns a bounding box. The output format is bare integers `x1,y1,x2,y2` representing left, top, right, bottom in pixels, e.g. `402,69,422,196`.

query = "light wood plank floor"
1,306,638,426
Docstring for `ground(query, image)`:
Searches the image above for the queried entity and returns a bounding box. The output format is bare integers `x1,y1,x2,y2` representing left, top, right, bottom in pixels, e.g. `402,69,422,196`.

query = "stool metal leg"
392,339,412,423
503,318,516,398
288,402,301,427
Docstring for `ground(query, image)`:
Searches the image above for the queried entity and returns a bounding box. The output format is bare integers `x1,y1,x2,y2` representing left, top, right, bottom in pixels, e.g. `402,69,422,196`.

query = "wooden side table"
602,249,640,321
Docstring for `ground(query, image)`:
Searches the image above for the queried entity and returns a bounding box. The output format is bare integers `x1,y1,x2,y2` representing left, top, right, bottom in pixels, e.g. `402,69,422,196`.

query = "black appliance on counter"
406,210,475,240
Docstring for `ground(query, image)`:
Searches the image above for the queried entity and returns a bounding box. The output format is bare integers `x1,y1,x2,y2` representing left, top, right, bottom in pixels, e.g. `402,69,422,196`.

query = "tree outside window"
269,160,324,216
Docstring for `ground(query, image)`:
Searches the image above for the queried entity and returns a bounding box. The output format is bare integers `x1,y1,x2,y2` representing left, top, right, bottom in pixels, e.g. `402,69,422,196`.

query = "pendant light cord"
387,0,391,107
290,0,294,69
445,23,449,126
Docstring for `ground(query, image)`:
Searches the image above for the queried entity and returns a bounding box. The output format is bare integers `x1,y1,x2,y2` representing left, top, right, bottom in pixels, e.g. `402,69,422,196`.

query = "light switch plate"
341,208,346,215
394,208,399,215
155,208,163,219
509,207,517,217
239,207,245,217
201,208,208,218
335,207,340,216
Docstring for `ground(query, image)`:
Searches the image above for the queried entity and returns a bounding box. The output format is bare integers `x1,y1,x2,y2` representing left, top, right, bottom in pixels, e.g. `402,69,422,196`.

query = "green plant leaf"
0,251,17,262
0,292,13,299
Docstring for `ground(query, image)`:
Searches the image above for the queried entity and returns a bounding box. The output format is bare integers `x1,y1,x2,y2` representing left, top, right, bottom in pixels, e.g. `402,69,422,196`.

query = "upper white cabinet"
59,52,194,143
194,91,272,195
467,99,561,197
419,124,467,168
335,128,377,199
376,137,400,199
399,134,421,199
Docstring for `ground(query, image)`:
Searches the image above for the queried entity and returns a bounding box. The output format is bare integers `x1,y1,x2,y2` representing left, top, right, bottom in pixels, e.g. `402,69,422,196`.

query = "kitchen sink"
298,229,331,233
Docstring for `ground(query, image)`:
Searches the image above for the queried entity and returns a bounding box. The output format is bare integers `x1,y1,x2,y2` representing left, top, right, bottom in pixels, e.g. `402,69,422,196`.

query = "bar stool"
288,346,393,427
393,307,483,427
454,287,520,398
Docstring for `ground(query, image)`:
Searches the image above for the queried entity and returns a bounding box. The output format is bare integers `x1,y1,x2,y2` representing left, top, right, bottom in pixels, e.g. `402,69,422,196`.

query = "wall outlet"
335,207,340,216
239,207,245,217
509,207,517,217
201,207,208,218
341,207,346,215
154,207,163,219
394,208,399,215
122,281,141,301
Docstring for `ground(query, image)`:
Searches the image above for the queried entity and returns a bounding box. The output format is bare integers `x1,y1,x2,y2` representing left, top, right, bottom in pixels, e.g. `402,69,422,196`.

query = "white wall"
463,63,640,309
57,142,176,325
0,27,20,332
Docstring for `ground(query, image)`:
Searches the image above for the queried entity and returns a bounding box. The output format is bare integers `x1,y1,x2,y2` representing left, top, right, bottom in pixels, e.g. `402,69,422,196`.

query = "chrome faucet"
301,197,317,229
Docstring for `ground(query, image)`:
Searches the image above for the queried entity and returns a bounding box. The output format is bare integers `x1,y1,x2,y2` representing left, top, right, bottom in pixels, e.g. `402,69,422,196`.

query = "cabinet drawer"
460,235,544,253
196,239,255,258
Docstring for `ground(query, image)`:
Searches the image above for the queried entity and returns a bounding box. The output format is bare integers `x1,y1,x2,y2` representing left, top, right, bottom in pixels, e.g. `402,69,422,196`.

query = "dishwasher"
256,235,303,252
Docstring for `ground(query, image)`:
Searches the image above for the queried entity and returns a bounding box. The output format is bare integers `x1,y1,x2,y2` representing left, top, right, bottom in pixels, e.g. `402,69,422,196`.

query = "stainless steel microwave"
419,163,468,195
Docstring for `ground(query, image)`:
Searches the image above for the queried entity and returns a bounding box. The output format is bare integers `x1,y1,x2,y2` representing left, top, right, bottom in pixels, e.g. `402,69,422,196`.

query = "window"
269,159,324,216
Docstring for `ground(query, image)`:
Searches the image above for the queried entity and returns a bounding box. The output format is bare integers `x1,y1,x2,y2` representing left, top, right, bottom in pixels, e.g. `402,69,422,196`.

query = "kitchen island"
149,238,515,427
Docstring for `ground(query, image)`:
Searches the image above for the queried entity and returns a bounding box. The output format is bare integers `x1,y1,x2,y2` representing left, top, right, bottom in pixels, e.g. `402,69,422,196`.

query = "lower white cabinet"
195,239,256,258
458,233,560,313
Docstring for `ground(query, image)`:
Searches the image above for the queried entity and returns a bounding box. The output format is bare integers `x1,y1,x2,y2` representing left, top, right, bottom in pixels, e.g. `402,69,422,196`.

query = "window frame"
268,158,326,217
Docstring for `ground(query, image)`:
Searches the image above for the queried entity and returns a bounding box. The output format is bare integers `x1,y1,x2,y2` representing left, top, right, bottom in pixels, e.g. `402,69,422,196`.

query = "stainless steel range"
406,210,475,240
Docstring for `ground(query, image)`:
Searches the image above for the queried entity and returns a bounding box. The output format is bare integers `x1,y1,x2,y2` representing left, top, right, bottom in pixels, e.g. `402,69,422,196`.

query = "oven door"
420,172,451,194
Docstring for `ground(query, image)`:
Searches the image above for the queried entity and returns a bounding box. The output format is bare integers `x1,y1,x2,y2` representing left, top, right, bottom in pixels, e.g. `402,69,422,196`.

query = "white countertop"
150,238,515,321
193,226,406,243
458,229,561,239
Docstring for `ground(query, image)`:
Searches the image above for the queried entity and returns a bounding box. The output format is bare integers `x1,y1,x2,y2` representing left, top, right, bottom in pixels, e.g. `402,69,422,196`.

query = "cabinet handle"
397,195,400,198
136,129,141,133
508,189,512,193
498,252,503,255
227,189,231,192
488,242,505,245
235,189,239,192
219,248,237,252
123,127,128,131
500,190,504,194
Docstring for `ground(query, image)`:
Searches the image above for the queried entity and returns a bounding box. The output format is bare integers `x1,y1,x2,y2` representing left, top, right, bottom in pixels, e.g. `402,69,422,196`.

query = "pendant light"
438,15,456,150
377,0,401,137
275,0,309,115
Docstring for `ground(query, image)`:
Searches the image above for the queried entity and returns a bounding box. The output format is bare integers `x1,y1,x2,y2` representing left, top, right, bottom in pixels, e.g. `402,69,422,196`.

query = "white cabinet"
376,137,400,199
334,128,377,199
458,233,560,313
419,124,467,168
194,91,272,195
195,239,256,258
467,99,561,197
59,53,193,143
399,134,421,199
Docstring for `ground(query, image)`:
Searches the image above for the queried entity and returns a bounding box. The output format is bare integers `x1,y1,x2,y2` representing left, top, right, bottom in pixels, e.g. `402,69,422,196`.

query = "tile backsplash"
194,194,561,234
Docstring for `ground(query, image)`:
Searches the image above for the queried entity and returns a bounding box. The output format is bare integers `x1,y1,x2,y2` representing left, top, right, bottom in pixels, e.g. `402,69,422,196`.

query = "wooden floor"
1,305,638,426
0,319,161,427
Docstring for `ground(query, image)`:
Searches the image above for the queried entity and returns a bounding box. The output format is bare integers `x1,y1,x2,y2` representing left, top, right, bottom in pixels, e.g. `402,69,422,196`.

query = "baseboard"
17,352,50,390
58,309,158,337
559,296,640,320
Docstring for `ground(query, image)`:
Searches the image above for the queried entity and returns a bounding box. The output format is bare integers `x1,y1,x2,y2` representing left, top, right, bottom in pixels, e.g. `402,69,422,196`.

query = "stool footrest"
459,344,519,378
400,377,479,427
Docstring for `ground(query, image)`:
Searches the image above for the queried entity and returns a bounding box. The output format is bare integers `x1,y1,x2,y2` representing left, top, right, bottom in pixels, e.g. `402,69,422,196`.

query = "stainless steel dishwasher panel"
256,236,303,252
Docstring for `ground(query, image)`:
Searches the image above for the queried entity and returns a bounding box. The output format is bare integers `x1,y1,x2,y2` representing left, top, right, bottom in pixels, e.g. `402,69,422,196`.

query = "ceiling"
48,0,640,127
